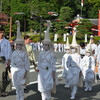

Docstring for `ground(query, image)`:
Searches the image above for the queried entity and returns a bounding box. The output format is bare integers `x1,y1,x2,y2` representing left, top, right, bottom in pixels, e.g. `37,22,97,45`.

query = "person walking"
61,33,71,88
11,20,30,100
24,35,37,89
0,26,12,96
67,29,82,100
37,21,58,100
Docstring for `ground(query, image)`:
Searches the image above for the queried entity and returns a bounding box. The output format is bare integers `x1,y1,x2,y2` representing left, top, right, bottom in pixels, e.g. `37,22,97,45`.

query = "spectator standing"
24,35,37,89
0,26,12,96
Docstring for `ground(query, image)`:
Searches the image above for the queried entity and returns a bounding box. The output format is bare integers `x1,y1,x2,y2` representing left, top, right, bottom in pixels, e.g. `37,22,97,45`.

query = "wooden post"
9,17,12,40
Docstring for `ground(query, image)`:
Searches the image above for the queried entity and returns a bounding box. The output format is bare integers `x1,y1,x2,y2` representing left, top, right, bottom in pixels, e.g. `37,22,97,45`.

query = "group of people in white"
1,19,100,100
30,41,70,52
61,29,100,100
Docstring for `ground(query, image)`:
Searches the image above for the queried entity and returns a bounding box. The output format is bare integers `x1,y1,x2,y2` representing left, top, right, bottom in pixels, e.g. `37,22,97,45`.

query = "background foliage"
1,0,100,43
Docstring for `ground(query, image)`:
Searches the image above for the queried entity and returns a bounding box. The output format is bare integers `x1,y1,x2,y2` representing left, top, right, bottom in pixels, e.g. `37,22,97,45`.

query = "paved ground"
0,51,100,100
0,78,100,100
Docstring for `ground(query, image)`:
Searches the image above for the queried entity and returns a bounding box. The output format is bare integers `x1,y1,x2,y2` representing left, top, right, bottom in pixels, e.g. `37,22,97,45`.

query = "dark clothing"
0,57,11,95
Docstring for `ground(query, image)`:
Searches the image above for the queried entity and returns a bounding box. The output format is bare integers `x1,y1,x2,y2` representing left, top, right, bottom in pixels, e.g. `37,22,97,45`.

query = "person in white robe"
96,47,100,79
37,21,57,100
80,42,86,70
61,33,71,88
67,27,82,100
54,42,58,52
82,48,95,91
67,46,81,100
40,42,43,51
86,36,97,62
11,20,29,100
58,43,61,52
38,42,41,51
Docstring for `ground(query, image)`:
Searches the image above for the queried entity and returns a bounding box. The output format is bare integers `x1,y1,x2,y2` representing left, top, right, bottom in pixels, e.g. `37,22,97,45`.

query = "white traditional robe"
82,56,95,79
67,53,81,86
11,50,29,87
86,43,97,57
58,43,61,52
91,43,97,56
54,43,58,52
97,51,100,78
37,50,56,92
62,53,70,78
80,47,86,57
80,47,86,70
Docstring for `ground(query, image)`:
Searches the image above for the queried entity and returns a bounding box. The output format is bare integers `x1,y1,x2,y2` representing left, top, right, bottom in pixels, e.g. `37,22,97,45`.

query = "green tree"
76,19,93,40
53,6,73,36
88,0,100,18
59,6,74,21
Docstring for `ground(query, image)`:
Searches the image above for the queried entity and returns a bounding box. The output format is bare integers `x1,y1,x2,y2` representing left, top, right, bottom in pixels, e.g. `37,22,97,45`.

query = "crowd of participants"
10,41,71,52
1,20,100,100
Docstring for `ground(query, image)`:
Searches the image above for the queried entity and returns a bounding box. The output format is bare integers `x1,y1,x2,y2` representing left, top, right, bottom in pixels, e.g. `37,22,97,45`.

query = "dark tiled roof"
89,19,98,26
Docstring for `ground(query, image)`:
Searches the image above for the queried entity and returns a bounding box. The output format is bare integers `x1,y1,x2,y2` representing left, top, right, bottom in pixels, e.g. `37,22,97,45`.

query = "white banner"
63,34,66,41
54,34,57,42
85,34,87,42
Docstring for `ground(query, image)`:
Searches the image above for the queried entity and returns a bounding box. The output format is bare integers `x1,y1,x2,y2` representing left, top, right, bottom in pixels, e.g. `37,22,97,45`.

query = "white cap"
86,35,92,53
15,20,26,51
65,33,70,49
15,20,24,44
42,20,52,45
71,31,79,48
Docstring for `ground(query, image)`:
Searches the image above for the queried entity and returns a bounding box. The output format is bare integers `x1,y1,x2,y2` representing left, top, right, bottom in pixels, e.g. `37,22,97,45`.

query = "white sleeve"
37,52,42,69
51,54,56,71
97,52,100,62
62,56,65,67
91,57,95,71
66,55,72,68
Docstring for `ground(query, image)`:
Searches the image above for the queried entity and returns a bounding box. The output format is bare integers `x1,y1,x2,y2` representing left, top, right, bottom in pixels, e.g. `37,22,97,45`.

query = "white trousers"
98,66,100,78
70,85,77,97
41,91,51,100
85,81,92,89
16,85,24,100
65,77,69,86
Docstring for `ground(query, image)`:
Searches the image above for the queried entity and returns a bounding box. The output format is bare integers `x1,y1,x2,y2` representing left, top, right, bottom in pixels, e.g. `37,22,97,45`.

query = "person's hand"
35,67,39,72
24,71,27,79
53,77,55,82
61,66,63,69
6,59,10,67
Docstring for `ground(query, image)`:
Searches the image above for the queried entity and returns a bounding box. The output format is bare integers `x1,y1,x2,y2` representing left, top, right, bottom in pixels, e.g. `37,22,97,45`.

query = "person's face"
72,48,76,54
43,43,50,51
0,31,4,39
65,49,70,54
16,44,23,50
25,38,30,44
91,39,94,44
86,52,91,56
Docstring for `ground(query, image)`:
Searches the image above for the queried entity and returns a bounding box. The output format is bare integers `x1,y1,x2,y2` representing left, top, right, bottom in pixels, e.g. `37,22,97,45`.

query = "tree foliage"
76,19,93,40
1,0,100,40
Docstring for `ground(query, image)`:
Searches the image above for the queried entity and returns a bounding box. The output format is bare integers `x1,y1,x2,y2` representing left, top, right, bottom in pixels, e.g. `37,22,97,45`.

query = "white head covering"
70,28,80,54
65,33,70,49
86,35,92,54
71,28,79,48
15,20,24,44
15,20,26,51
42,20,52,45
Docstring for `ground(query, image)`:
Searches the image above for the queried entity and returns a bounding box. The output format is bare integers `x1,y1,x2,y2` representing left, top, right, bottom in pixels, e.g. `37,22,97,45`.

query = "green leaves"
76,19,93,40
